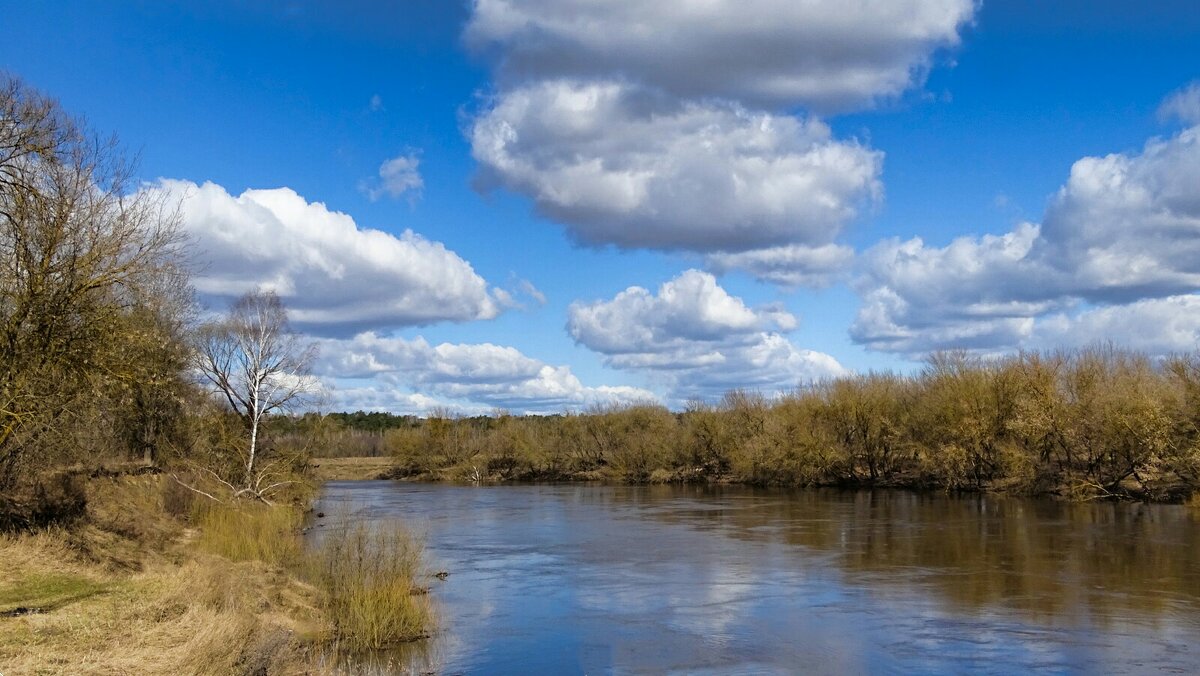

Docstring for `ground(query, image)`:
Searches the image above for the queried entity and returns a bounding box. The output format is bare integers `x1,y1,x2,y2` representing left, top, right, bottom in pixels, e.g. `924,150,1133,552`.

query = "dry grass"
193,502,302,566
0,534,321,674
190,497,434,652
306,516,433,651
309,457,396,482
0,477,314,675
0,473,435,674
0,476,354,674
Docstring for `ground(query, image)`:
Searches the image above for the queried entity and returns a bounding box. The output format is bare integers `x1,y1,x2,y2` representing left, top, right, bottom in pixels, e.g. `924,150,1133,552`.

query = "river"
314,481,1200,674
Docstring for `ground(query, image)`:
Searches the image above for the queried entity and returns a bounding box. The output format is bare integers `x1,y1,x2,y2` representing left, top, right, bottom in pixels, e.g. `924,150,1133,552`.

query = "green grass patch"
0,573,108,614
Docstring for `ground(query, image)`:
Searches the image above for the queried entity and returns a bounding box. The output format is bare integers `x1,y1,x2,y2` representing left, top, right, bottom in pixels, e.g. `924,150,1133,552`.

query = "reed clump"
191,499,433,651
306,516,432,650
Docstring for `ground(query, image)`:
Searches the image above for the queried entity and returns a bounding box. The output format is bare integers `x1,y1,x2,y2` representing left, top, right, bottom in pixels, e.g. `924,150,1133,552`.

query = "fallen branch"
169,473,224,504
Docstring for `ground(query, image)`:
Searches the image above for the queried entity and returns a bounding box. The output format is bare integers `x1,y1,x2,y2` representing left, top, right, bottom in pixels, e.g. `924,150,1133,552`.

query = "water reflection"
641,487,1200,620
316,482,1200,674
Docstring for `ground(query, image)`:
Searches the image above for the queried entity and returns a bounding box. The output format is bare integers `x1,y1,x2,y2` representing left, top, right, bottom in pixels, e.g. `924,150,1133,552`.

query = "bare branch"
169,473,225,504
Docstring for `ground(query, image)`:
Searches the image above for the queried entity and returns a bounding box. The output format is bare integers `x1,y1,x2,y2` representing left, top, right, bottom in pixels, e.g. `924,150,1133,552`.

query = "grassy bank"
309,457,398,482
0,472,432,674
359,348,1200,502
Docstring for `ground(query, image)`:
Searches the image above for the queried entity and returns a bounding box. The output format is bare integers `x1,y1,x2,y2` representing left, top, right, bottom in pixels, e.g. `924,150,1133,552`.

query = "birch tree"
195,289,318,501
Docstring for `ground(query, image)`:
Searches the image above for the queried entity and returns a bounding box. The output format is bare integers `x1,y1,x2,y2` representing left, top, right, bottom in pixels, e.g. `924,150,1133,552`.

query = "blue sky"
5,1,1200,413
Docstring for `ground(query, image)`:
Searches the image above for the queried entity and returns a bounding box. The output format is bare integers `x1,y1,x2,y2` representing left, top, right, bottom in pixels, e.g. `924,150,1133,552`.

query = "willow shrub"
376,347,1200,499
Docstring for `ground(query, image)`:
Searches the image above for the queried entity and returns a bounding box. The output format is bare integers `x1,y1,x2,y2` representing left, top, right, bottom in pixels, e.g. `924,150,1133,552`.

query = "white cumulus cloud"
158,179,503,336
1027,296,1200,355
705,243,856,288
1159,81,1200,125
465,0,976,112
853,119,1200,356
316,333,658,414
464,0,970,274
568,270,845,401
324,387,470,416
366,152,424,201
471,80,882,253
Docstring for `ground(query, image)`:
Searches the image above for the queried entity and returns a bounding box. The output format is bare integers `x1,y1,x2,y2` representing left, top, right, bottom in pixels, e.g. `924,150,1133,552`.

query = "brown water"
314,482,1200,674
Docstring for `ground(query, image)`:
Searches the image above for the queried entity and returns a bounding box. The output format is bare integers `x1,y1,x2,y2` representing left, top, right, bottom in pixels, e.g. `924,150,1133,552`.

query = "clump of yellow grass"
305,514,433,650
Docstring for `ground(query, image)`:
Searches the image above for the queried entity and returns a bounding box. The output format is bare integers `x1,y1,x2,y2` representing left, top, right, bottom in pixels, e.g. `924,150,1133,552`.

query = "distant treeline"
294,348,1200,501
324,411,422,433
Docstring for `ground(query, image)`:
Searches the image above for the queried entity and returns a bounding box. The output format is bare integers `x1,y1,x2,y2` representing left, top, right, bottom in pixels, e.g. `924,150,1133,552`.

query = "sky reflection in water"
315,483,1200,674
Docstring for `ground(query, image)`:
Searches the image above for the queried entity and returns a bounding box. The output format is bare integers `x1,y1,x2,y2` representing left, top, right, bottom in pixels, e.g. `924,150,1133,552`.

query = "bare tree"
0,73,187,488
193,289,318,502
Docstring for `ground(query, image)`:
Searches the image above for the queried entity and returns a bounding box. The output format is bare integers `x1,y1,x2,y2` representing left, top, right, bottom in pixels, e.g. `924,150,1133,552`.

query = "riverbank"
387,462,1199,505
0,470,431,674
0,474,314,673
310,456,397,482
352,349,1200,503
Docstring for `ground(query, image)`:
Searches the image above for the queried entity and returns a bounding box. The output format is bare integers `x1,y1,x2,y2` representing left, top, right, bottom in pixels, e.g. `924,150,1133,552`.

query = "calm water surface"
314,482,1200,674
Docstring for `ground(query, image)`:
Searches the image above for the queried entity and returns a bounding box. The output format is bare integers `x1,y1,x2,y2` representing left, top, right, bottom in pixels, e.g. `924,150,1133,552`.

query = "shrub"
0,472,88,533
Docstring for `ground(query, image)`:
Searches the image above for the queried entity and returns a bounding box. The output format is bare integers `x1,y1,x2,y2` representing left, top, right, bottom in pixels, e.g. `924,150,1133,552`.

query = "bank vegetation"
324,348,1200,502
0,73,430,674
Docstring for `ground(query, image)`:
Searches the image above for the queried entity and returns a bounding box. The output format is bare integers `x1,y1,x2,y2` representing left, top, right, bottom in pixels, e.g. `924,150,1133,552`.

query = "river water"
314,481,1200,674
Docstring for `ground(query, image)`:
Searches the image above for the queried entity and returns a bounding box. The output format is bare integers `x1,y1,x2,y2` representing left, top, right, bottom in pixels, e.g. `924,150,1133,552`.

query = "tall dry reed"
305,515,433,649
